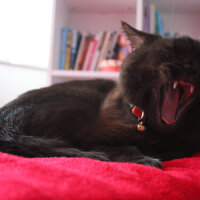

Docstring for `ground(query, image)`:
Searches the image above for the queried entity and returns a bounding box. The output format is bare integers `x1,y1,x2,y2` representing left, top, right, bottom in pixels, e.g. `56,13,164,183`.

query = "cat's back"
0,79,116,142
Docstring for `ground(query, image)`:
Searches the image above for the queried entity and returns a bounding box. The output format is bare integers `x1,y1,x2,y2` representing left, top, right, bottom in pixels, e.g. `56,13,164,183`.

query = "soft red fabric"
0,152,200,200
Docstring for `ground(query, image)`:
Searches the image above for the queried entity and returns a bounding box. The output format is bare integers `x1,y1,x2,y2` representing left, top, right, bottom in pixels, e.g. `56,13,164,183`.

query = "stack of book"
143,3,164,35
58,29,132,72
143,3,183,38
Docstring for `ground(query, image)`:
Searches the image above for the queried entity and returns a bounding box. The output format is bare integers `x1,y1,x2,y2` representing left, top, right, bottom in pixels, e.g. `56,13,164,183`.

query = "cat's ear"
121,21,160,50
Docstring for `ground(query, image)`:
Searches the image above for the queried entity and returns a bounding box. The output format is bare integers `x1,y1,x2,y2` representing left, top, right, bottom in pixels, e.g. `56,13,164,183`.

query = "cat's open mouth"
161,81,195,125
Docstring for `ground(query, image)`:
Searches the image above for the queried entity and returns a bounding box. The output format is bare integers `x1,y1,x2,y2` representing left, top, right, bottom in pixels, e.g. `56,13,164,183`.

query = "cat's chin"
159,80,195,127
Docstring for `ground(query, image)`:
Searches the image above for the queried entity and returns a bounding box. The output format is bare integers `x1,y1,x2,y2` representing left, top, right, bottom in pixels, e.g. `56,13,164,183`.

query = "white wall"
0,0,53,107
162,13,200,38
0,64,47,107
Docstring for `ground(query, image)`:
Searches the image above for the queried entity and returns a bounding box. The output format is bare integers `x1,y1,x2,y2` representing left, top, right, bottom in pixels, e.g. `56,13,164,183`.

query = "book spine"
146,5,150,32
149,4,156,33
156,12,164,35
90,32,103,71
86,39,98,71
59,28,69,70
77,35,92,70
73,33,82,70
95,32,111,71
94,32,107,70
74,32,87,70
65,31,72,70
102,32,113,60
70,30,79,70
82,39,93,71
106,32,118,59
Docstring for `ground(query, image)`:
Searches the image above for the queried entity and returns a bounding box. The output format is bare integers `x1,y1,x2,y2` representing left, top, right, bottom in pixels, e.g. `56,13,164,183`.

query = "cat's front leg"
135,156,162,169
92,146,162,168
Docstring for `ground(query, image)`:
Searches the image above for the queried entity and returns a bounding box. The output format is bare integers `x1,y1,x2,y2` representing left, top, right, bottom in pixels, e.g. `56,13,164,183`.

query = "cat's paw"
136,156,162,169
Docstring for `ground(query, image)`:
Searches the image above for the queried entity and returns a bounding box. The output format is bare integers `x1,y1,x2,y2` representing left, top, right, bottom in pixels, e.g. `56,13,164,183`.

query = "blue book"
156,12,164,36
70,30,80,70
59,28,70,70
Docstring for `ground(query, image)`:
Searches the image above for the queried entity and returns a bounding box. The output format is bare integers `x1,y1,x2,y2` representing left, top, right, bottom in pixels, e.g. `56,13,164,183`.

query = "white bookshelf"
48,0,200,85
48,0,143,85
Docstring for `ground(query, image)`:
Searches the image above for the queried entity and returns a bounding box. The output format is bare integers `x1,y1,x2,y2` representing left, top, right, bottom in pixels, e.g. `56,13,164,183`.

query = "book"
93,32,107,70
74,32,88,70
78,35,93,70
58,28,70,70
86,38,98,71
73,32,82,68
106,32,118,59
90,32,104,71
101,31,115,61
65,31,72,70
149,3,156,33
95,32,112,71
70,30,80,70
156,11,164,35
82,38,94,71
143,5,150,32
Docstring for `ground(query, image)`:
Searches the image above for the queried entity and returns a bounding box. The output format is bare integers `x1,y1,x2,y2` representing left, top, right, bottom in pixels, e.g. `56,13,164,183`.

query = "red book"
86,39,98,71
81,38,93,71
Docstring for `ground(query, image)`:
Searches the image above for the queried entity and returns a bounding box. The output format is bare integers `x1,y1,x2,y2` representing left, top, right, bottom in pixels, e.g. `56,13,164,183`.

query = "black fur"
1,22,200,168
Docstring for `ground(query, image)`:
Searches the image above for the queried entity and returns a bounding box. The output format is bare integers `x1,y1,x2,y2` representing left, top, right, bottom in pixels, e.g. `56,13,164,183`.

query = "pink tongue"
161,85,179,125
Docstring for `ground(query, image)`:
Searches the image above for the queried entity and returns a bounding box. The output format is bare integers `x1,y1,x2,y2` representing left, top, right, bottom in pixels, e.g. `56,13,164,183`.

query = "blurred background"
0,0,200,107
0,0,53,106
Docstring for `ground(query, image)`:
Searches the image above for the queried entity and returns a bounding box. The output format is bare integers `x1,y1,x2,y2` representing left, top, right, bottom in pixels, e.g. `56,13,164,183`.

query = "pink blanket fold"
0,152,200,200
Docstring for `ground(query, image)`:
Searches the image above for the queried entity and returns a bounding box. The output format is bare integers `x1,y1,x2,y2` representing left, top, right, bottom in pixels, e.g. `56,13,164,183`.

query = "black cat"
0,22,200,168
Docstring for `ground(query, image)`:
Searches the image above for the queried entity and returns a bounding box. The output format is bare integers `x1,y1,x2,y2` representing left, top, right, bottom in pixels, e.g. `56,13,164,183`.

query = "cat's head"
120,21,200,134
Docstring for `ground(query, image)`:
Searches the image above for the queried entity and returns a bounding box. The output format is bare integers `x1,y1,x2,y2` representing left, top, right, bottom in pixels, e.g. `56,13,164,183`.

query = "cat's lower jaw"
135,156,162,169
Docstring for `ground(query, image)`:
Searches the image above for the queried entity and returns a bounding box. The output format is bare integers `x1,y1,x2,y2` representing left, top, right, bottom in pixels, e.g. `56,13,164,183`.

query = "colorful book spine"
70,30,79,70
73,33,82,69
90,32,104,71
65,31,72,70
74,32,87,70
59,28,70,70
95,32,111,71
86,39,98,71
94,32,107,70
156,11,164,36
106,32,118,59
77,35,92,71
82,38,94,71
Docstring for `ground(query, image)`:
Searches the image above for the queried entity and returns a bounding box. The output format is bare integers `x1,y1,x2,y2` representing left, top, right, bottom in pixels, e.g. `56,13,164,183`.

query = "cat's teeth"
190,85,194,94
173,81,178,89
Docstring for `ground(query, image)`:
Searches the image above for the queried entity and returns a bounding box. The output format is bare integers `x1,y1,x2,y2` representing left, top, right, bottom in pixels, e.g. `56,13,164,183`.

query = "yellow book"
65,31,72,70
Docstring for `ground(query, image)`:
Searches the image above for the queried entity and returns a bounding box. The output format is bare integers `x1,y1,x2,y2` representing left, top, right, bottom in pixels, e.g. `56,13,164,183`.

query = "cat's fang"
173,81,178,89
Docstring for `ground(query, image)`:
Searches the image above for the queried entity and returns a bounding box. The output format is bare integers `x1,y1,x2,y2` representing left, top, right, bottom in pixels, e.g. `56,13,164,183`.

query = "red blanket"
0,152,200,200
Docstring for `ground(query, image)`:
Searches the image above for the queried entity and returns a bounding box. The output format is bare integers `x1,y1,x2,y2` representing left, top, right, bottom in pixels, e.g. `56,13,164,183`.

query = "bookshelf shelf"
49,70,119,84
51,70,119,79
48,0,200,85
48,0,143,85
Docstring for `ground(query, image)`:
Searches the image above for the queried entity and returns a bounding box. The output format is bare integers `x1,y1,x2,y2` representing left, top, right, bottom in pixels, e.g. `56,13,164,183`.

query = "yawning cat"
0,22,200,168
